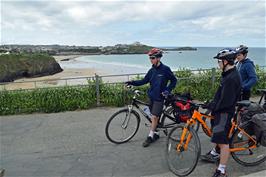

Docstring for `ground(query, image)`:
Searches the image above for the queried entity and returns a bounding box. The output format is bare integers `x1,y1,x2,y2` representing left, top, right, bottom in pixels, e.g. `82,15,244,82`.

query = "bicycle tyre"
230,122,266,166
161,106,200,132
105,108,140,144
166,125,201,176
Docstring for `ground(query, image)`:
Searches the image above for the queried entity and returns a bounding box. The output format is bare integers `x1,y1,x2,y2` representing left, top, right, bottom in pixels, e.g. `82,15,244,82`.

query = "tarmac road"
0,107,265,177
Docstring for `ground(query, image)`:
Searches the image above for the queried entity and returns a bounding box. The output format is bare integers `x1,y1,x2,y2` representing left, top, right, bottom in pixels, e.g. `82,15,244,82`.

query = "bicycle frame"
128,95,178,130
257,89,266,105
130,98,151,123
228,121,257,152
192,111,213,137
176,109,213,151
176,108,257,153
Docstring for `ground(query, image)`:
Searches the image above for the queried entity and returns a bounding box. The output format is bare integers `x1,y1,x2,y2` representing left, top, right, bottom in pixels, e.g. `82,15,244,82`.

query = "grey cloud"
1,0,265,46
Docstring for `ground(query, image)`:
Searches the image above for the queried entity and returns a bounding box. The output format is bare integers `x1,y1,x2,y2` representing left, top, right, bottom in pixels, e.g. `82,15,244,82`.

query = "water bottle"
143,106,152,118
237,132,243,140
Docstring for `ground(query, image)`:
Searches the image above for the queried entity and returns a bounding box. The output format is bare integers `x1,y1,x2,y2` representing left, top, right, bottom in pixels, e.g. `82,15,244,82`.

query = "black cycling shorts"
149,100,164,118
211,113,233,144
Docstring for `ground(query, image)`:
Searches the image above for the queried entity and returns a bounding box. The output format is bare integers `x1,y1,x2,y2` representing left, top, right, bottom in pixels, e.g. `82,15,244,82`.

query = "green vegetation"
0,67,265,116
0,86,96,115
127,45,153,54
2,43,198,56
58,47,101,54
0,53,62,82
102,44,153,54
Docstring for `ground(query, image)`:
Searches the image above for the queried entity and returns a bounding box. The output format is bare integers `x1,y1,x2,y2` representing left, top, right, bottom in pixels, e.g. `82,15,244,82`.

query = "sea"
60,47,266,75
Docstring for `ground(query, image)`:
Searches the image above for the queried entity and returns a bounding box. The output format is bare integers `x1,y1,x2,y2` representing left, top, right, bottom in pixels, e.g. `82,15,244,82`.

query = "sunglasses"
217,59,223,63
149,56,157,60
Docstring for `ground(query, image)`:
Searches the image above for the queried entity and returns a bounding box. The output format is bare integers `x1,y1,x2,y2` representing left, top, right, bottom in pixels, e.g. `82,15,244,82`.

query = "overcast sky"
1,0,265,47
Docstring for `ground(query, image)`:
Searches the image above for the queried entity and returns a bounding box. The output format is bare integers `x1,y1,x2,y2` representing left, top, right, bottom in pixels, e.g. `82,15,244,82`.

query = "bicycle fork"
176,124,194,152
121,105,133,129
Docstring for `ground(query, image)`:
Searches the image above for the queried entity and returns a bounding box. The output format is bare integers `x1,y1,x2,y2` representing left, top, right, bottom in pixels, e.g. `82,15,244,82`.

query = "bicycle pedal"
163,129,168,136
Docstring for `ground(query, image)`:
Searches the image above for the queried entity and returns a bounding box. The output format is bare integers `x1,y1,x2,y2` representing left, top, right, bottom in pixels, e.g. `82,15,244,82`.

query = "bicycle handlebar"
126,86,209,110
125,85,144,97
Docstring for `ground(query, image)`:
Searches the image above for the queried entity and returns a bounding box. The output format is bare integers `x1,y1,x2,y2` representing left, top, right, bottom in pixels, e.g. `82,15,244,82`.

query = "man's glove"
125,81,133,86
162,90,169,97
206,101,215,111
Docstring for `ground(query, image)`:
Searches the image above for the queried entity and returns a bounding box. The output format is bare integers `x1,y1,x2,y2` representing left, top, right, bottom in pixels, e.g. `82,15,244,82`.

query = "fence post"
211,68,216,88
95,74,100,106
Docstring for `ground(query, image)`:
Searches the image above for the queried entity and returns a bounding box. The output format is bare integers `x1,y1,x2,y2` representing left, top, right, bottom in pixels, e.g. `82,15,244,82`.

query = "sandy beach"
0,55,105,90
14,54,102,81
0,55,140,90
53,55,83,62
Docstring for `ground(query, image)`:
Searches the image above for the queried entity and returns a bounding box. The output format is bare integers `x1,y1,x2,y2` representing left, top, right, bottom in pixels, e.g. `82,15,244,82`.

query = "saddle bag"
251,113,266,147
240,103,265,123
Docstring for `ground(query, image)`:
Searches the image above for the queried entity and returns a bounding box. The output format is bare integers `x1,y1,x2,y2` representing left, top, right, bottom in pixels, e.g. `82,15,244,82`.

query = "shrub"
0,67,265,115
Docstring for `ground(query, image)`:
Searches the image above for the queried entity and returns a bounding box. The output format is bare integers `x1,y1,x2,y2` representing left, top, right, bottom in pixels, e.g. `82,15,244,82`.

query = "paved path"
0,107,265,177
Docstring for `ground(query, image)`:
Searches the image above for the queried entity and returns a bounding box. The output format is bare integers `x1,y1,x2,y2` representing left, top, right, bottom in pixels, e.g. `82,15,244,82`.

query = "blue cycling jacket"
236,58,258,91
131,62,177,101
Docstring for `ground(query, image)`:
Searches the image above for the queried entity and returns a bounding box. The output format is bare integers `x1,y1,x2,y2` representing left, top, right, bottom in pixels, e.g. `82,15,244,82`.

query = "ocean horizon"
59,47,266,75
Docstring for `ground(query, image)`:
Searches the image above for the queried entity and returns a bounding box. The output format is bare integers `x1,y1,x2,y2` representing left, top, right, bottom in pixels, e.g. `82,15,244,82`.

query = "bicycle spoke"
105,109,140,144
230,125,266,166
166,125,200,176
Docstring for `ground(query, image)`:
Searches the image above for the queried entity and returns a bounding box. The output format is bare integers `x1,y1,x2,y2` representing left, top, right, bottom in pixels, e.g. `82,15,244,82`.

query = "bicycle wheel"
105,108,140,144
166,125,201,176
230,123,266,166
162,106,200,132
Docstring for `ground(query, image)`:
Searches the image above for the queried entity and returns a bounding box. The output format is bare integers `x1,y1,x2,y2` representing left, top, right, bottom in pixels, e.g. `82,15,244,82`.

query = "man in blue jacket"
126,48,177,147
235,45,258,100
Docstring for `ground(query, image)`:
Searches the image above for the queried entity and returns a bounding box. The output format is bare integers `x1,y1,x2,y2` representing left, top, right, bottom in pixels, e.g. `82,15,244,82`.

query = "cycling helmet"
148,48,163,58
213,48,236,63
235,45,248,55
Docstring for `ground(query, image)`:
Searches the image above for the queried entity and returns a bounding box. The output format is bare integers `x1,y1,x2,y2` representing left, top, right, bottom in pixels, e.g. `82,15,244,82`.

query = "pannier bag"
240,103,265,123
251,113,266,147
173,93,194,123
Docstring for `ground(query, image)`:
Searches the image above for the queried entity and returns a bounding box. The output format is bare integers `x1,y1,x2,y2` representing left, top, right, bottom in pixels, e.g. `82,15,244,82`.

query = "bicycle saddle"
257,89,266,94
236,100,251,107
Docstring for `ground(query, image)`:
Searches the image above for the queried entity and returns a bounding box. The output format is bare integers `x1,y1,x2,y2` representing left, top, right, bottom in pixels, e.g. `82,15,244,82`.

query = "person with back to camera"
200,48,241,177
125,48,177,147
235,45,258,100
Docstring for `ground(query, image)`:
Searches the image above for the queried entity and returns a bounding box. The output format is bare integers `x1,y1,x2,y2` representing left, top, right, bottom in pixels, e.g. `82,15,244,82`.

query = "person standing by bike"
126,48,177,147
201,48,241,177
235,45,258,100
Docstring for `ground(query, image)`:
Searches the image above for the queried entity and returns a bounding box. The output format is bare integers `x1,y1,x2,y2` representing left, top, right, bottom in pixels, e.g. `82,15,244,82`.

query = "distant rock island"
163,47,197,51
0,42,197,56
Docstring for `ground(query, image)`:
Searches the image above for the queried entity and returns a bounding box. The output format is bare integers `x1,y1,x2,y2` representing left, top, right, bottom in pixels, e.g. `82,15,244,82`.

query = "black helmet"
213,48,236,63
235,45,248,55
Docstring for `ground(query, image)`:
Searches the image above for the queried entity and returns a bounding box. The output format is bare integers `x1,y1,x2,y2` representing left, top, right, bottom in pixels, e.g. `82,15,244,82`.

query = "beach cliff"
0,53,63,82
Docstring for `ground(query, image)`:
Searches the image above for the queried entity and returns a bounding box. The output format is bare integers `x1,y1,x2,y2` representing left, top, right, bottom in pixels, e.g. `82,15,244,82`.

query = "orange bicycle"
165,99,266,176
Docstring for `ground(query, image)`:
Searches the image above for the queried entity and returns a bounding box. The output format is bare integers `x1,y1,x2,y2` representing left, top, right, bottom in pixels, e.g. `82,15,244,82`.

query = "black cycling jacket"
211,67,241,114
